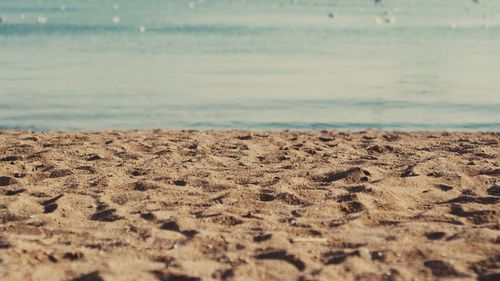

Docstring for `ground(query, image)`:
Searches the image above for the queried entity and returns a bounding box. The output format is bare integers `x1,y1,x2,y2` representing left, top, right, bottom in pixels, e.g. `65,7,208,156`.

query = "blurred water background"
0,0,499,131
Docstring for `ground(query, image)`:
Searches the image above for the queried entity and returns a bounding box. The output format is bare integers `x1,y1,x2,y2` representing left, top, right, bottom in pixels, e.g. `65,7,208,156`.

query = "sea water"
0,0,499,131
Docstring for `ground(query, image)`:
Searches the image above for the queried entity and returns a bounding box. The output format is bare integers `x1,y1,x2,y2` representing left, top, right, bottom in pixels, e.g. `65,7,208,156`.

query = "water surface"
1,0,499,131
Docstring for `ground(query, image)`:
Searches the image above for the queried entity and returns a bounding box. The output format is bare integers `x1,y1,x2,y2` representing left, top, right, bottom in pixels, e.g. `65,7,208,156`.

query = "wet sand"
0,130,499,281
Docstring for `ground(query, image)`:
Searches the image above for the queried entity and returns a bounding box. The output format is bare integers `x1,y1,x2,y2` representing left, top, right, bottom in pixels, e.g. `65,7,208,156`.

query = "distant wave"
0,23,279,36
0,6,67,13
185,121,500,131
2,98,498,113
0,23,129,36
2,22,498,37
186,99,500,112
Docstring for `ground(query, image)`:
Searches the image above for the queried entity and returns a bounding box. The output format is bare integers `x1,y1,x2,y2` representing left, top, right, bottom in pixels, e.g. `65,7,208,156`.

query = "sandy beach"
0,130,498,281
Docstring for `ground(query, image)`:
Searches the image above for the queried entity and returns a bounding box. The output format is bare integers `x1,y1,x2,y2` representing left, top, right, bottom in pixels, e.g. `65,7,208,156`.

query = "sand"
0,130,498,281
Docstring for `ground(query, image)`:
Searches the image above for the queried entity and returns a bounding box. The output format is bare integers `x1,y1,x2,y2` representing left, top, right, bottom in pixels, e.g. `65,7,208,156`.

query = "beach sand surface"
0,130,499,281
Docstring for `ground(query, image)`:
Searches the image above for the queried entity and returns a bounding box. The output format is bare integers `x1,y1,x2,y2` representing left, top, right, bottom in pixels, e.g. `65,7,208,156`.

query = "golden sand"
0,130,499,281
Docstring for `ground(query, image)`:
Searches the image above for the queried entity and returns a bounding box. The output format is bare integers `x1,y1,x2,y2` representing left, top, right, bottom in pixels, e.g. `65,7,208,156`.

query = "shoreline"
1,130,498,280
1,125,500,133
1,128,500,134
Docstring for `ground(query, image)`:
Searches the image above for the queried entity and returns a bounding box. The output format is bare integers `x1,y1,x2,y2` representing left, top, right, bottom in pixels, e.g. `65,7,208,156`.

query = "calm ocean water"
0,0,499,131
